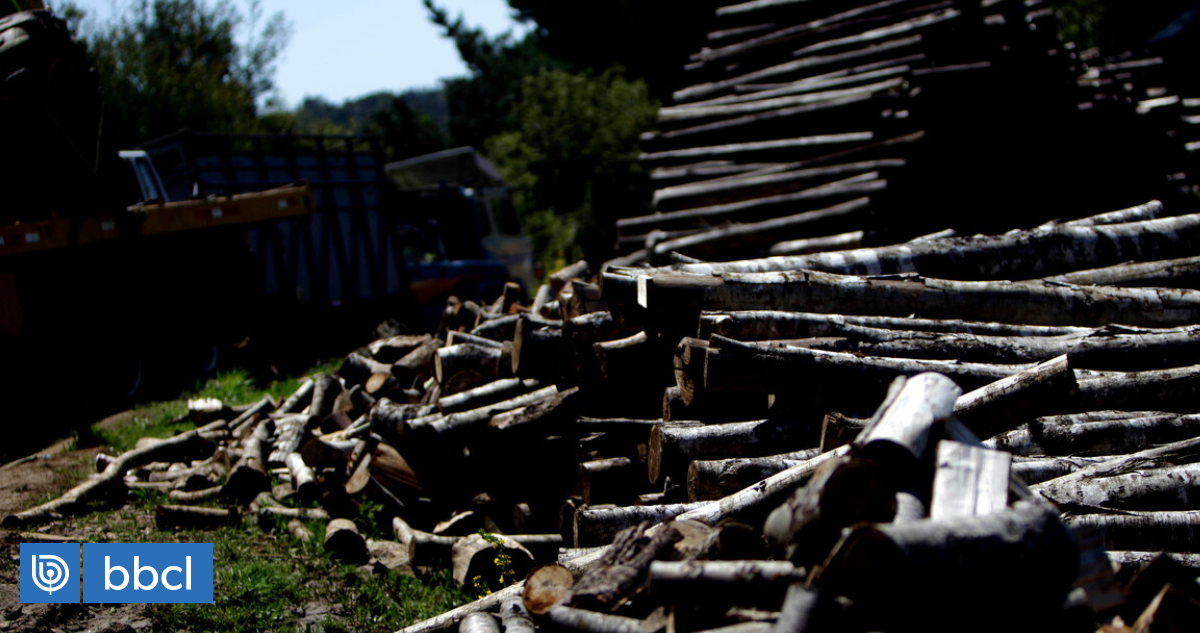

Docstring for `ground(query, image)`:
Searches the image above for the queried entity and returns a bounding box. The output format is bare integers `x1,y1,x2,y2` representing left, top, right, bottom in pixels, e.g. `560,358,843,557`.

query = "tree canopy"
74,0,291,148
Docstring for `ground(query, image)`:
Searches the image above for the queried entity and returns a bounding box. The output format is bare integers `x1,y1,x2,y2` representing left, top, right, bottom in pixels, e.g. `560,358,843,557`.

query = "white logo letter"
133,556,158,590
104,556,128,591
30,554,70,595
162,565,183,590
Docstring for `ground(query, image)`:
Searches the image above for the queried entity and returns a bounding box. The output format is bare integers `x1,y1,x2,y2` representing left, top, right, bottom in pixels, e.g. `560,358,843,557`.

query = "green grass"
94,360,342,454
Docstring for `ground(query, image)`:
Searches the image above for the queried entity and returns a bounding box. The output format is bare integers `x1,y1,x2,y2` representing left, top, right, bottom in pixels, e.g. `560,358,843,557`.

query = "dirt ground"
0,430,154,632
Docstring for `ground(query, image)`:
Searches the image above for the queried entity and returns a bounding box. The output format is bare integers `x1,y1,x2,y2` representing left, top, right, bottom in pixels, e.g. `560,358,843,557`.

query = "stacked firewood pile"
7,199,1200,630
619,0,1195,267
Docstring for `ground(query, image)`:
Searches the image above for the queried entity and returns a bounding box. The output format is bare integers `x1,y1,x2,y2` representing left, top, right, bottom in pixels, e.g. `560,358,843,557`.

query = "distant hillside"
295,88,448,136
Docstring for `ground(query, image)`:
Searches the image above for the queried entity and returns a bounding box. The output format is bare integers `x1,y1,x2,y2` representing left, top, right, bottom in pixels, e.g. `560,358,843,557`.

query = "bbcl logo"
21,542,212,604
20,543,80,603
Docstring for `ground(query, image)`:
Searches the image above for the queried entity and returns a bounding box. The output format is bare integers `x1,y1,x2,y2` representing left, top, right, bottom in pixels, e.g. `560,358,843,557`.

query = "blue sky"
53,0,528,108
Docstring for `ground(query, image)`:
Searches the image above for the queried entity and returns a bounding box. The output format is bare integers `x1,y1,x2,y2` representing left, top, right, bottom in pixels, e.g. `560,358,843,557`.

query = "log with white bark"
285,452,317,499
406,386,560,437
952,355,1077,441
229,394,277,438
309,373,343,419
370,399,439,438
573,503,706,548
393,336,445,386
763,454,896,565
1030,412,1200,457
647,560,805,604
619,269,1200,328
686,449,820,502
855,373,961,463
370,334,435,363
618,206,1200,281
816,499,1078,621
275,378,315,414
410,529,564,569
551,260,592,293
167,486,223,504
577,458,640,506
223,419,273,502
435,343,510,389
703,335,1022,406
544,606,643,633
1010,455,1108,485
458,612,499,633
342,353,395,388
500,594,536,633
700,310,1089,341
1036,462,1200,511
565,520,683,613
267,414,317,466
802,323,1200,370
1064,511,1200,552
512,318,564,380
1075,364,1200,412
154,504,239,530
488,387,581,434
1047,254,1200,287
438,378,540,415
3,418,224,526
649,419,817,485
325,517,370,563
768,229,865,256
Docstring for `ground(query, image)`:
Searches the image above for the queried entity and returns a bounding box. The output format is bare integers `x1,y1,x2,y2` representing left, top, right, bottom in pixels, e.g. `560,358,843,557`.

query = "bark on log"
394,336,445,386
276,378,315,414
288,518,313,543
325,517,370,563
224,420,273,502
818,412,868,452
647,560,805,605
1075,364,1200,412
2,419,221,527
154,504,239,530
686,450,820,502
470,313,522,342
370,334,435,364
458,612,500,633
1064,511,1200,552
768,230,865,256
763,455,895,565
953,355,1077,441
621,269,1200,328
649,419,816,485
551,260,592,293
626,208,1200,281
700,310,1089,341
500,594,536,633
285,452,317,499
816,500,1078,619
229,394,276,438
704,335,1019,407
370,399,439,438
448,331,506,350
309,373,344,419
574,504,705,548
1010,455,1108,485
1036,462,1200,511
488,387,581,435
566,521,683,613
435,343,509,388
523,563,575,615
512,318,564,380
544,606,643,633
411,530,565,569
856,373,961,463
1031,413,1200,457
1048,255,1200,287
167,486,223,504
408,386,560,437
577,458,640,506
267,414,317,466
439,378,540,415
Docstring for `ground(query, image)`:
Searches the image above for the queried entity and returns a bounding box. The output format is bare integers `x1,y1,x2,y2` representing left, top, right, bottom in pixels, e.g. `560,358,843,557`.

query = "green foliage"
76,0,292,147
485,67,659,266
469,530,517,596
1053,0,1107,48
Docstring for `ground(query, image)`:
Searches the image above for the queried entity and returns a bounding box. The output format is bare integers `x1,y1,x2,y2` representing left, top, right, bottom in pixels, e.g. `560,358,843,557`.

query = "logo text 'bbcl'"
83,543,213,603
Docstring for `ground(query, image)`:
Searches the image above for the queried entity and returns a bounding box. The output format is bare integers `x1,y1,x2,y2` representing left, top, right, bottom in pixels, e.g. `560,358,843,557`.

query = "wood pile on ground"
10,198,1200,631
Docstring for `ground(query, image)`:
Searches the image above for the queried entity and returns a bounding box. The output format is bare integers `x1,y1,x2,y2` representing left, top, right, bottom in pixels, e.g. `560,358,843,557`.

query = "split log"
621,269,1200,328
544,606,642,633
523,563,576,615
1064,511,1200,552
439,378,539,415
686,449,820,502
325,517,370,563
458,612,500,633
1,419,222,527
700,310,1089,341
223,420,273,502
763,455,895,565
574,504,706,548
816,500,1078,625
451,533,535,588
154,504,239,530
267,414,317,466
285,452,317,499
500,594,536,633
648,560,805,605
929,440,1011,520
1035,462,1200,511
566,521,683,612
649,419,816,485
